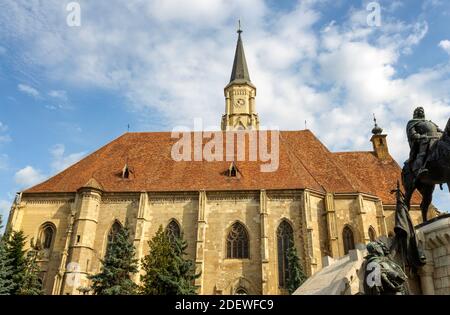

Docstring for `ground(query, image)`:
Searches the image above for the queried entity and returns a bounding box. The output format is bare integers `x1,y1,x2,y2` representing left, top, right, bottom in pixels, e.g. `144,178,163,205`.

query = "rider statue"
407,107,443,178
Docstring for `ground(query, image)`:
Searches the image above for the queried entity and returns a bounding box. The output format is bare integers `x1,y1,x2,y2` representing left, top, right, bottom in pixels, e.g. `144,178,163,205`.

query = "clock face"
235,98,245,108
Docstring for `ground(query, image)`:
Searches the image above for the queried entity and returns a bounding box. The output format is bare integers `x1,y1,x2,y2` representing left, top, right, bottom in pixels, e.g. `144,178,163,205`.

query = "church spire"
221,22,259,131
229,21,251,85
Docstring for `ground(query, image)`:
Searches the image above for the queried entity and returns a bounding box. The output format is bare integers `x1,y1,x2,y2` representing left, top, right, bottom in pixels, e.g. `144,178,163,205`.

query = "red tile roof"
333,151,421,205
25,130,416,205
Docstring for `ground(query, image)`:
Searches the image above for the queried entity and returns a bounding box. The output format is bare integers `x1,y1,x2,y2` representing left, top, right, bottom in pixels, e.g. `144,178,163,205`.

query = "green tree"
5,230,28,294
4,231,44,295
140,225,200,295
286,245,307,294
88,226,139,295
18,244,44,295
0,216,13,295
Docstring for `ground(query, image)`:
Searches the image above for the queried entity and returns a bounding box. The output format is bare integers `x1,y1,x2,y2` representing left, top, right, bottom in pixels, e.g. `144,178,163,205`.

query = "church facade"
5,30,436,295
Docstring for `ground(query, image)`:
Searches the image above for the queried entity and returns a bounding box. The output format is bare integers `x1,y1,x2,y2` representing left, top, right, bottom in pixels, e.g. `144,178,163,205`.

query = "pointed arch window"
277,220,294,288
368,226,376,242
343,226,355,255
166,219,181,242
226,222,249,259
108,221,122,244
235,287,248,295
39,223,56,250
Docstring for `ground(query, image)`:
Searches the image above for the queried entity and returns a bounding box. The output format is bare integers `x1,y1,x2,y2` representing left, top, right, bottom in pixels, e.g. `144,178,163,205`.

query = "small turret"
370,114,389,160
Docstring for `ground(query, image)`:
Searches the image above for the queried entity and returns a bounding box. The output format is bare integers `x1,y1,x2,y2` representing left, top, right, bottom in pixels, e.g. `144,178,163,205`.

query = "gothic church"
5,29,435,295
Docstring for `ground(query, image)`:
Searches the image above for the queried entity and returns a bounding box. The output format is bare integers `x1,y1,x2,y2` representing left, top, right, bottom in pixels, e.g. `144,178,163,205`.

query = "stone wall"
416,214,450,295
6,187,422,295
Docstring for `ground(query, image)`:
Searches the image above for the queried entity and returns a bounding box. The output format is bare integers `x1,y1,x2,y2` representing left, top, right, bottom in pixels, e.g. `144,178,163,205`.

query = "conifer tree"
140,225,200,295
286,245,307,294
18,245,44,295
5,230,28,294
0,216,13,295
88,226,138,295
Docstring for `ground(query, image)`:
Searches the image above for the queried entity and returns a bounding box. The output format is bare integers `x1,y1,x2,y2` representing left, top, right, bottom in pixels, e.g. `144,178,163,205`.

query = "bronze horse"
402,118,450,222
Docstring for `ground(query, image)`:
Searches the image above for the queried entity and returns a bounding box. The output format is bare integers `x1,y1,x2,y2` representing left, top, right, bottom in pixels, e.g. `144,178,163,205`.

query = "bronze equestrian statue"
402,107,450,222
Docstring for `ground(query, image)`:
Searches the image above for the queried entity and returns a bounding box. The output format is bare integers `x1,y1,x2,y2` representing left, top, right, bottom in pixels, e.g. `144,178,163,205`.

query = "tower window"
226,222,249,259
343,226,355,255
277,220,294,288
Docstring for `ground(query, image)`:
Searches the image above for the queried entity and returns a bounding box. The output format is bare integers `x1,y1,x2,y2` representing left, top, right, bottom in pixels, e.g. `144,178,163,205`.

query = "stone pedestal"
416,214,450,295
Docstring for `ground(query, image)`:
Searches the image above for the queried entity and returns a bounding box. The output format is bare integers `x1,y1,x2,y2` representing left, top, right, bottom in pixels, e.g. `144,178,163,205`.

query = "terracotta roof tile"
25,131,414,204
333,151,421,205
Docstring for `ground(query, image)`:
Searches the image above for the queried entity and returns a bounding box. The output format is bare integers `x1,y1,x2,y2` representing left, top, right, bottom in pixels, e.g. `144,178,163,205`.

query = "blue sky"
1,0,450,225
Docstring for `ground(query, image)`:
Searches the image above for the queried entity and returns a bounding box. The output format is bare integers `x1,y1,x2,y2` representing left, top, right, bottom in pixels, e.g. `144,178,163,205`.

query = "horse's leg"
417,184,435,222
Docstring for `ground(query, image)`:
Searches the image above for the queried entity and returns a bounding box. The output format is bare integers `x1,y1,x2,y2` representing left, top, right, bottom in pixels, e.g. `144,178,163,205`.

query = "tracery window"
39,223,56,250
226,222,249,259
108,221,122,244
166,219,181,242
277,220,294,288
343,226,355,255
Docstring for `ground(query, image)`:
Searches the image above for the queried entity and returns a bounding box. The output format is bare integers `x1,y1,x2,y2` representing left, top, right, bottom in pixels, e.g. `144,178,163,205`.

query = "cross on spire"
372,113,383,135
237,20,242,35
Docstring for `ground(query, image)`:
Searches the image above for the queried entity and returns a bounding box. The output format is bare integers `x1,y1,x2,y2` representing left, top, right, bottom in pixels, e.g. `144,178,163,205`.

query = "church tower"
221,24,259,131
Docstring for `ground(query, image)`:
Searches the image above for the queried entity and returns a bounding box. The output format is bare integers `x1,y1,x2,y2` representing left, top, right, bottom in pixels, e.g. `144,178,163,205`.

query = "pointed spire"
229,20,251,85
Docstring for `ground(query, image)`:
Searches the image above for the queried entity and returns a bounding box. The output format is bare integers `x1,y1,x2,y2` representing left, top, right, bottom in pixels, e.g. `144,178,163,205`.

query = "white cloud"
1,1,450,166
439,40,450,55
14,166,46,188
17,83,40,98
48,90,68,101
50,144,86,173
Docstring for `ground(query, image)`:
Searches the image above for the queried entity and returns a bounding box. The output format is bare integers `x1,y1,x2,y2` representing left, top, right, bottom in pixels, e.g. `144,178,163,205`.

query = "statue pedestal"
416,214,450,295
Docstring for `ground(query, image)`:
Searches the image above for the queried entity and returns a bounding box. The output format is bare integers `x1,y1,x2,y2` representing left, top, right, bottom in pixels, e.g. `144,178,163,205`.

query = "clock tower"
221,25,259,131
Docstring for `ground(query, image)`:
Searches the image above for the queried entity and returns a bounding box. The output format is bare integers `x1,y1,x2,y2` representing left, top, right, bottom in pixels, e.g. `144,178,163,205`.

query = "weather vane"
237,19,242,34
